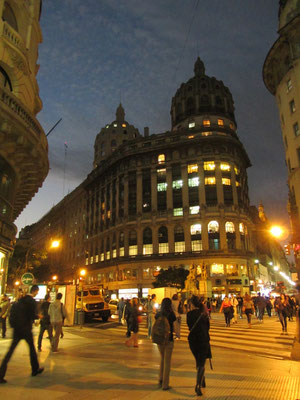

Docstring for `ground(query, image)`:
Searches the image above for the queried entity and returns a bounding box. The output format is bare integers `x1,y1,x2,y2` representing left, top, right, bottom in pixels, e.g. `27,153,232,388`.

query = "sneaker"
32,368,44,377
162,386,171,391
0,378,7,384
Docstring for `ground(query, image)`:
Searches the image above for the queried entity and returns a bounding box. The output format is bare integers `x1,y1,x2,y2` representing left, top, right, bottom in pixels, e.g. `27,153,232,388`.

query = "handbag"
121,305,126,325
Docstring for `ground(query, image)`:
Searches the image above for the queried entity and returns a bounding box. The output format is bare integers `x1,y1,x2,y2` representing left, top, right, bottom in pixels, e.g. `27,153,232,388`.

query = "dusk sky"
15,0,289,235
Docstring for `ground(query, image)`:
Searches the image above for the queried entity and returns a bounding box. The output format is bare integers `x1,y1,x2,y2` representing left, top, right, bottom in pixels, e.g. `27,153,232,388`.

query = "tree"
152,266,189,290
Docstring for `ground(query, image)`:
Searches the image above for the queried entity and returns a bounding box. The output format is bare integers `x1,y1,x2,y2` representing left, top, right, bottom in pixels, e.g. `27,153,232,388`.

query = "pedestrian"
243,293,255,328
231,295,239,324
37,293,53,352
154,297,176,391
219,296,232,327
118,297,125,324
205,298,212,319
124,299,132,337
255,293,266,322
171,293,181,339
275,294,289,334
211,298,217,313
187,295,212,397
266,297,272,317
0,285,44,384
236,295,243,318
0,294,10,338
125,297,140,347
146,294,156,338
48,292,68,352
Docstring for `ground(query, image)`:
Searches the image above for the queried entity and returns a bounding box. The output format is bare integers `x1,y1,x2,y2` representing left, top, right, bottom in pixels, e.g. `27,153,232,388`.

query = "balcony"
2,21,26,55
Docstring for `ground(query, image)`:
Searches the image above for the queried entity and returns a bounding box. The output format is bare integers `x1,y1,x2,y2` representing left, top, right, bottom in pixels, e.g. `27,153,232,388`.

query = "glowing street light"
52,275,58,281
270,226,283,239
51,240,60,249
79,269,86,277
273,266,279,271
14,281,20,286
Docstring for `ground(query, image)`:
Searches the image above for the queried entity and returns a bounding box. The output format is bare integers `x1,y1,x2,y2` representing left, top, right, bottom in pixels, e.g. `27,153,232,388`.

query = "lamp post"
78,268,86,329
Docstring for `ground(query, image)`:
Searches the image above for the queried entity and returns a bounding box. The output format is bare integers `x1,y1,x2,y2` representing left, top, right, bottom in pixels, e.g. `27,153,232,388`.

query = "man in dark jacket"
0,285,44,384
37,293,52,351
255,293,267,322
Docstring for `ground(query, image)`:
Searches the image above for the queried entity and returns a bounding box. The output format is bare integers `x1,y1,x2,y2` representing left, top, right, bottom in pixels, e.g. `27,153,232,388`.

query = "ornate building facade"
263,0,300,276
0,1,49,293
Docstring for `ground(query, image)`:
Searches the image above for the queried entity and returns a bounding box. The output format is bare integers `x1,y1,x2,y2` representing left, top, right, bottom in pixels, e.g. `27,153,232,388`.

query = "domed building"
82,58,255,297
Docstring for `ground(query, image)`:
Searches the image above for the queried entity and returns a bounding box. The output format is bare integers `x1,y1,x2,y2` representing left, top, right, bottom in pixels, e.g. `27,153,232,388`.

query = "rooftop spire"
116,103,125,122
194,57,205,76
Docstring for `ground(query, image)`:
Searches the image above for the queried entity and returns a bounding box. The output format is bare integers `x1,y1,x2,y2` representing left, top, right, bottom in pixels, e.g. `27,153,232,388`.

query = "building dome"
170,57,236,130
93,104,140,168
278,0,300,29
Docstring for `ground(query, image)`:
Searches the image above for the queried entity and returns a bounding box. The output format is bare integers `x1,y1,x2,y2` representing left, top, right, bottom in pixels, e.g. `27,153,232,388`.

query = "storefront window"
211,263,224,275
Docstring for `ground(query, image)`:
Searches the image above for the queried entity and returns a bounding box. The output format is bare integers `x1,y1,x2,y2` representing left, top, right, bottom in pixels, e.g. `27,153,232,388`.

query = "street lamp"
52,275,58,282
270,226,283,239
50,240,60,249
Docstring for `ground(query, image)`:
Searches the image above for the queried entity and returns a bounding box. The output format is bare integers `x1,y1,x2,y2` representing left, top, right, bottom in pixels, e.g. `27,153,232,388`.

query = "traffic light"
294,244,300,256
284,244,290,255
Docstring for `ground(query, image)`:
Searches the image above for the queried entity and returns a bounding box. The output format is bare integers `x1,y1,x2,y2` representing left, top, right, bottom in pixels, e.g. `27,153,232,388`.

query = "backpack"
152,315,170,345
9,299,27,329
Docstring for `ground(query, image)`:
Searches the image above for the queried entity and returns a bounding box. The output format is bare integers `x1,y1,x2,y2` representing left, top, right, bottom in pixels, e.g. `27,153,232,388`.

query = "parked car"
108,299,119,315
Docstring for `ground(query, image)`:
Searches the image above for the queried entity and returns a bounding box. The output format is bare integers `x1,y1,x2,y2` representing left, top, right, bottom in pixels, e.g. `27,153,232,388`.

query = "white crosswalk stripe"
108,314,296,359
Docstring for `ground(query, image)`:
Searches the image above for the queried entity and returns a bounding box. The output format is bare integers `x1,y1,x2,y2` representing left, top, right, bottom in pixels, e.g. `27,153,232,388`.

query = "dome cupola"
170,58,236,131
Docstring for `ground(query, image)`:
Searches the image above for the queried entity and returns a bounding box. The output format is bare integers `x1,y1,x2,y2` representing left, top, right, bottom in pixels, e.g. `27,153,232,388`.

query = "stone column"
181,163,189,213
124,173,129,217
230,163,238,206
215,161,224,205
115,176,119,221
166,166,173,211
151,167,157,212
136,168,143,215
198,162,206,206
219,219,227,250
183,221,191,252
235,221,241,249
202,219,209,250
152,224,158,254
168,224,175,253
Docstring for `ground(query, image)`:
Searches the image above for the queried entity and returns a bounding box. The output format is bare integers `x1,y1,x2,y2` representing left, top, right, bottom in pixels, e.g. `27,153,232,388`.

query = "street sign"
21,272,34,285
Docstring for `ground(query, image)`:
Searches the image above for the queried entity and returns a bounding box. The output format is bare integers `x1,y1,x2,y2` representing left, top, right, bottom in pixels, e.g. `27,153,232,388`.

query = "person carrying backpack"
48,292,68,352
187,295,212,396
152,297,176,391
37,293,53,352
0,285,44,384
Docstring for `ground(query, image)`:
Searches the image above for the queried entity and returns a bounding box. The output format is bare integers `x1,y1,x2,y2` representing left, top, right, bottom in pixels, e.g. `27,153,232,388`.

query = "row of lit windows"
157,178,237,191
188,119,234,129
211,263,247,276
106,123,127,129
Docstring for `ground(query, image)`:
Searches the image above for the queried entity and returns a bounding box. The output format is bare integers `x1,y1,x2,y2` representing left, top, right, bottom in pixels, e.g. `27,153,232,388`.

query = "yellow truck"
76,285,111,322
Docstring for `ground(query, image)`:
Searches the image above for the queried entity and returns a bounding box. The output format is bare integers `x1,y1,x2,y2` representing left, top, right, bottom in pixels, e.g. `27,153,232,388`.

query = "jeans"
158,341,174,389
258,307,265,321
245,309,252,324
51,322,63,351
38,322,53,350
1,317,7,337
147,314,153,338
279,313,287,331
0,328,39,379
224,310,231,326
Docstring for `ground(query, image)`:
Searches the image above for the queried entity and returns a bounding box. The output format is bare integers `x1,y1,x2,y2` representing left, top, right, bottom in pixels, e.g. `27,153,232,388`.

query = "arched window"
112,233,116,258
106,237,110,260
143,227,153,255
174,225,185,252
190,224,202,251
111,139,117,148
208,220,220,250
3,2,18,31
186,97,195,116
129,229,137,256
0,66,12,91
158,226,169,253
239,223,246,250
119,232,124,257
158,154,165,164
225,222,236,250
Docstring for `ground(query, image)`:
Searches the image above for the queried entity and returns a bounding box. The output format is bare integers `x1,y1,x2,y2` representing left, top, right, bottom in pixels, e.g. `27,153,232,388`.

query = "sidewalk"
0,322,299,400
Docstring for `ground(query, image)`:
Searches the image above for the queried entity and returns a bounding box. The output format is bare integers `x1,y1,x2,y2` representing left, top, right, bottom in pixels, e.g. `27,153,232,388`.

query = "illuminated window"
189,122,195,128
129,245,138,256
157,182,167,191
290,99,296,113
173,208,183,216
95,255,99,263
189,206,200,214
191,240,202,251
107,210,111,218
100,253,104,261
122,123,126,127
106,251,110,260
188,135,194,139
226,264,238,276
143,268,150,279
90,256,94,264
157,168,166,177
202,132,212,136
191,224,201,235
112,249,117,258
175,242,185,252
234,166,240,175
143,244,153,255
236,181,240,187
220,163,230,171
217,119,224,126
287,79,292,92
239,223,245,234
293,122,299,137
172,180,183,189
188,164,198,173
203,119,210,126
119,247,124,257
205,177,216,185
229,123,234,130
208,220,219,233
225,222,235,233
222,178,231,185
211,263,224,275
113,123,117,127
158,154,165,164
159,243,169,253
204,161,215,170
85,258,88,266
188,177,199,187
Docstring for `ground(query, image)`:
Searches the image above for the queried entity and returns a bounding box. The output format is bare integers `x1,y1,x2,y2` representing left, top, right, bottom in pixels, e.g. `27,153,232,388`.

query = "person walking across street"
275,294,289,334
0,294,10,338
255,293,266,322
125,297,140,347
236,295,243,319
155,297,176,391
48,292,68,352
147,294,156,339
187,295,212,397
37,294,52,351
171,293,181,339
243,293,255,328
118,297,125,324
231,296,239,324
219,296,232,327
0,285,44,384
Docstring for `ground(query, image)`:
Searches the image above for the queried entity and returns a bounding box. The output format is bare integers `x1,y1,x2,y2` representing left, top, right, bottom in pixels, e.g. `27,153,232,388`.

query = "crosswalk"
108,314,296,359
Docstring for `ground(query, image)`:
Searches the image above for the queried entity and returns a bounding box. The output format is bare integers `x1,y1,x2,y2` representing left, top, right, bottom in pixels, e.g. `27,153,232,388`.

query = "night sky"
15,0,289,234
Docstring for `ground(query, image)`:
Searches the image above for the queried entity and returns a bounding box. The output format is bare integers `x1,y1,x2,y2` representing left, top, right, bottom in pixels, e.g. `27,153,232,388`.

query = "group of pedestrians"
0,285,68,384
